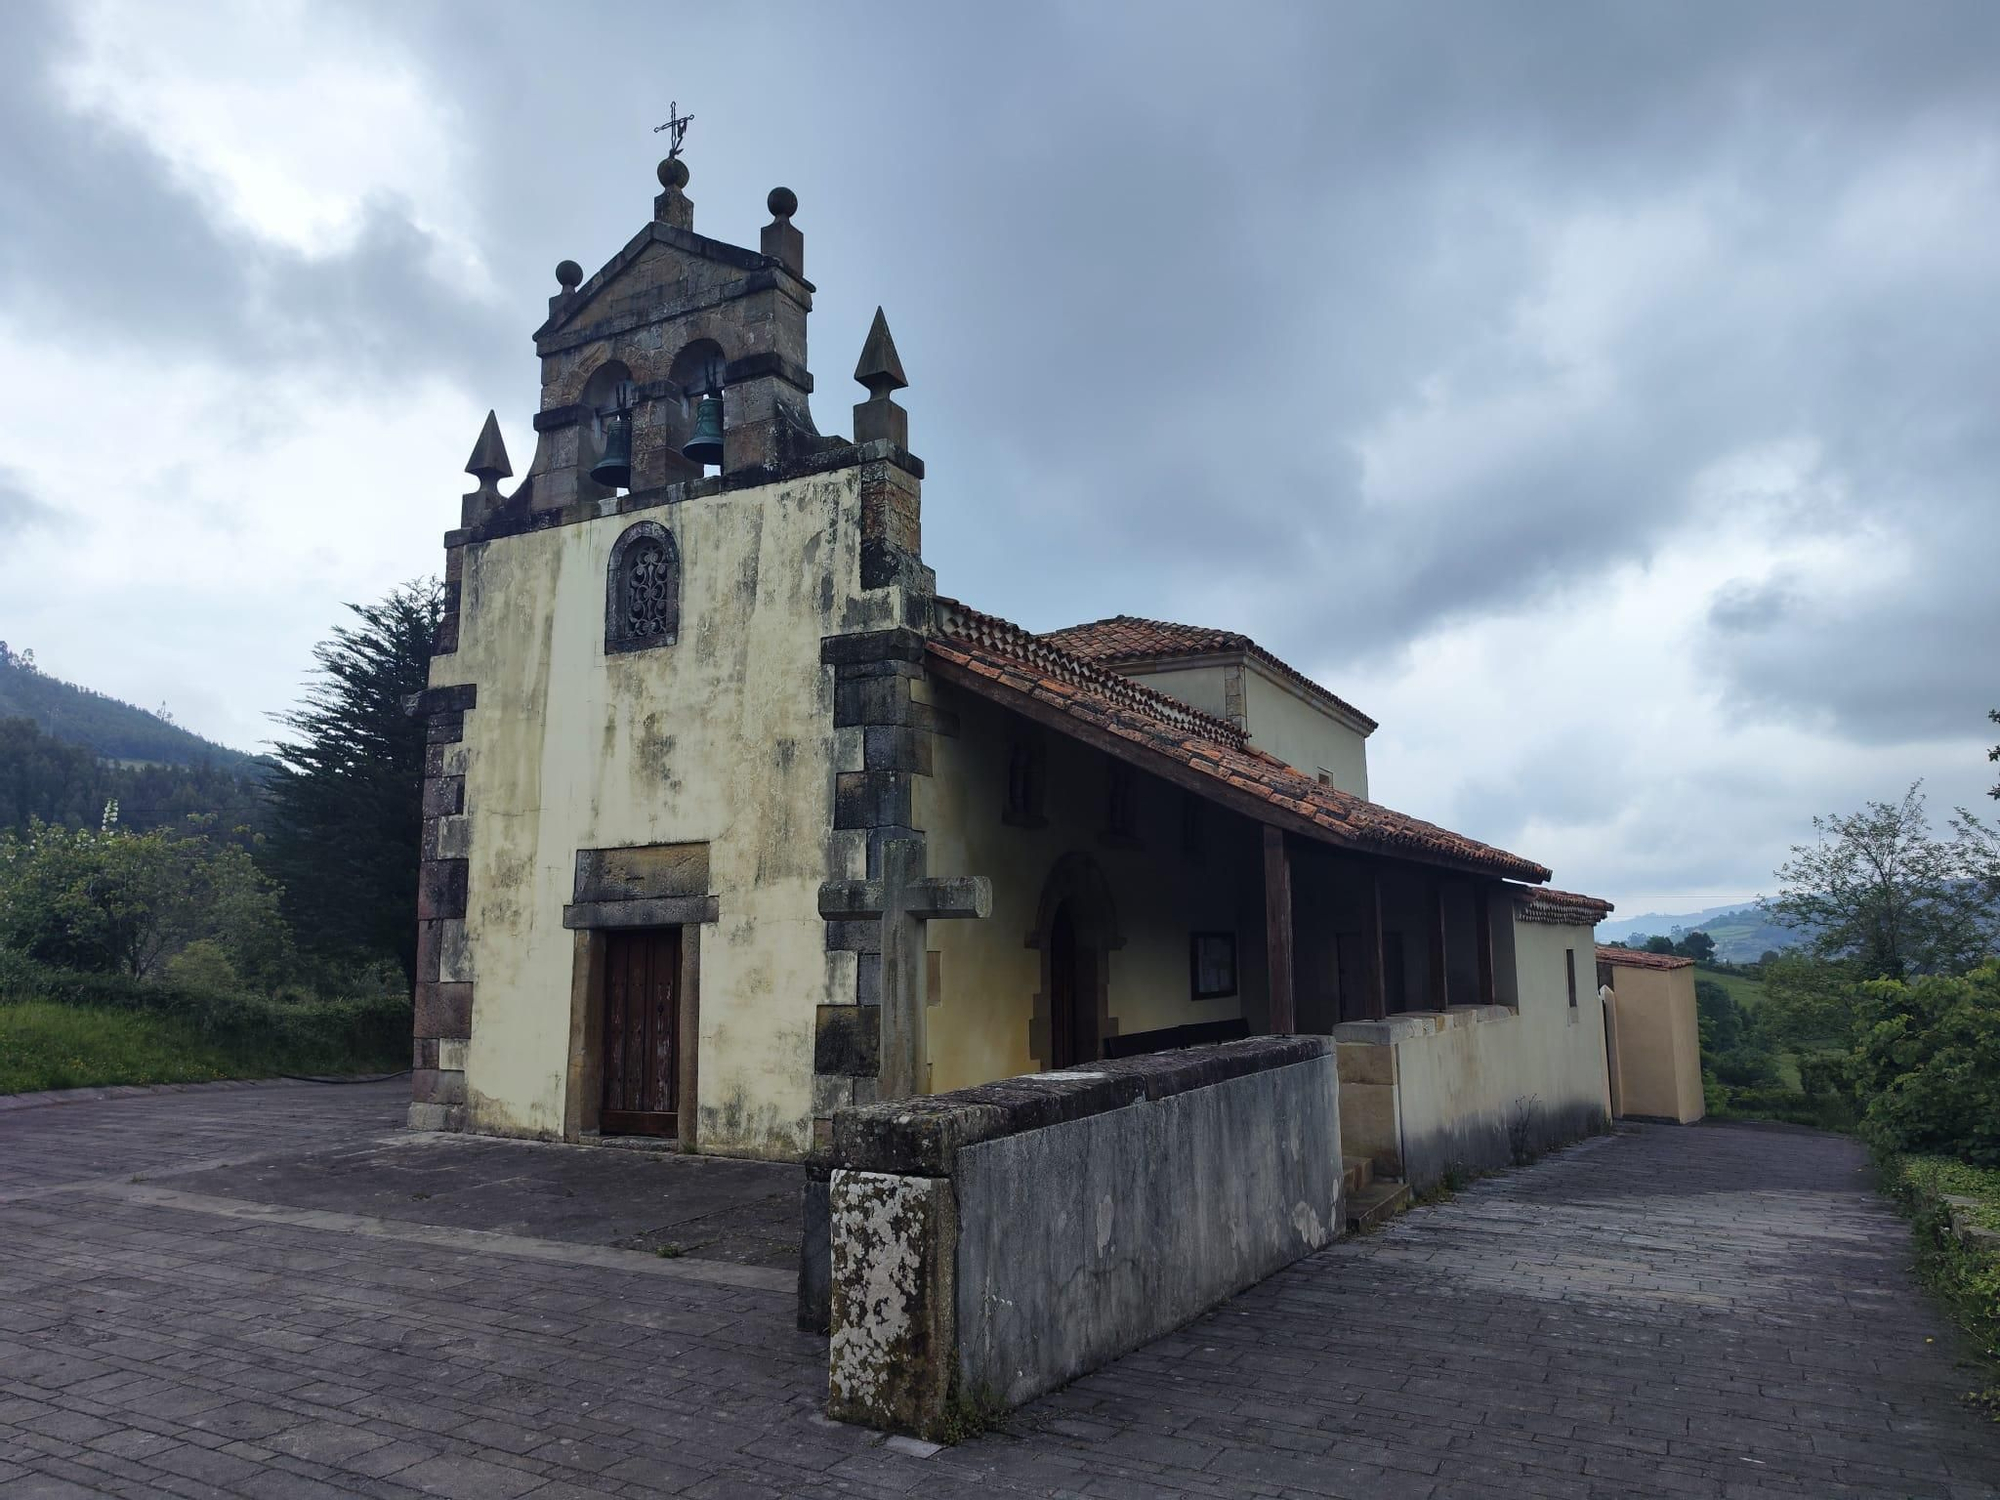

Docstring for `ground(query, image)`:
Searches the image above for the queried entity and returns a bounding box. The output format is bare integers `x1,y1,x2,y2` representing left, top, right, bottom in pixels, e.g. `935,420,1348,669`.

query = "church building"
406,155,1618,1169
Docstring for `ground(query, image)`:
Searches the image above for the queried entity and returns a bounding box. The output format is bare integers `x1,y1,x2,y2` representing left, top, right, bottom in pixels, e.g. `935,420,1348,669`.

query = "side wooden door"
600,927,681,1137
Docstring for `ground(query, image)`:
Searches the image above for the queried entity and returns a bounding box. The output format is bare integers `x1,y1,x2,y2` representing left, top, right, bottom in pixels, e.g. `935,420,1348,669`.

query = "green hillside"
1699,966,1768,1010
1687,912,1796,964
0,643,252,768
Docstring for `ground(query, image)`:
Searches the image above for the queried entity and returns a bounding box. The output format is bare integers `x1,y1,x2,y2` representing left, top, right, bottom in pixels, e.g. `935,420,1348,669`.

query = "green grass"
1,1000,247,1092
0,998,405,1094
1698,966,1769,1009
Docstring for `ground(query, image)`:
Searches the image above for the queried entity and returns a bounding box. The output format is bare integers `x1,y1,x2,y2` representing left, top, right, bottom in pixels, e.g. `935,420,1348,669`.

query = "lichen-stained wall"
915,688,1269,1093
429,466,902,1155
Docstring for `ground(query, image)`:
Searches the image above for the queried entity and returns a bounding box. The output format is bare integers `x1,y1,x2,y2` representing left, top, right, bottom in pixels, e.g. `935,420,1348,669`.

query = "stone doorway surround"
562,842,714,1143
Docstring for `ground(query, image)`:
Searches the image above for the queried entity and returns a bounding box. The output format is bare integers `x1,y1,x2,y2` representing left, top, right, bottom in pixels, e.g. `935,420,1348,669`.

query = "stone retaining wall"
820,1036,1341,1437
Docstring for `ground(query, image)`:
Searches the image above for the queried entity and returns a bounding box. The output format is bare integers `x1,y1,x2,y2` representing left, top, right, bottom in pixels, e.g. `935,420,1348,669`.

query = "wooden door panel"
601,927,680,1137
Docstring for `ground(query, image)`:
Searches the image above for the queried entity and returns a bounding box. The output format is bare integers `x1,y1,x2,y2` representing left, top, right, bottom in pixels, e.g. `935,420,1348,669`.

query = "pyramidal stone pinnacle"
465,410,512,483
854,307,908,396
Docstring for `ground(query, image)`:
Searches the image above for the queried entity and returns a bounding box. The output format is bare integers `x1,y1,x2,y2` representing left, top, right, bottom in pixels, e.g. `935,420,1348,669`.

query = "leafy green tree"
0,821,288,981
1677,929,1717,962
1643,934,1677,955
1851,962,2000,1166
1694,977,1744,1055
1758,951,1858,1048
263,580,442,985
1762,783,2000,980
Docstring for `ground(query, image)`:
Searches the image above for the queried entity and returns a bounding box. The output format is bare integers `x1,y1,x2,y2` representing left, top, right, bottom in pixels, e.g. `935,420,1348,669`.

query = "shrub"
0,821,290,982
1796,1050,1854,1106
165,939,240,993
1878,1153,2000,1404
1713,1050,1782,1088
1853,963,2000,1167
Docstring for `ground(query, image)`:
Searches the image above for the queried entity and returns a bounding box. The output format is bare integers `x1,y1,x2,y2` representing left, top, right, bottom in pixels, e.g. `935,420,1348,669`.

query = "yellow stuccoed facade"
429,467,905,1156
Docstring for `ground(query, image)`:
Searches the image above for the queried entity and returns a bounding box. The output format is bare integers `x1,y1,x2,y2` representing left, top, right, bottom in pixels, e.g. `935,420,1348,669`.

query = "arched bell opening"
579,360,637,500
669,338,728,472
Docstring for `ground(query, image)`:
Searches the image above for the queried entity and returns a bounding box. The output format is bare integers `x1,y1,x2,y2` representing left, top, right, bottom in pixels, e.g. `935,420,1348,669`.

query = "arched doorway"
1028,854,1122,1070
1047,902,1100,1069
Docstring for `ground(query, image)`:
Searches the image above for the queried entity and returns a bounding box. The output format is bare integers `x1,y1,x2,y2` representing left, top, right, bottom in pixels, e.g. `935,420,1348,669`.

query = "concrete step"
1342,1155,1374,1196
1346,1179,1411,1234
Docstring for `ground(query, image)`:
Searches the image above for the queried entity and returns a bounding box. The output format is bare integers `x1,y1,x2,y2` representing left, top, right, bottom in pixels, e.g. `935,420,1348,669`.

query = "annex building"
405,155,1631,1187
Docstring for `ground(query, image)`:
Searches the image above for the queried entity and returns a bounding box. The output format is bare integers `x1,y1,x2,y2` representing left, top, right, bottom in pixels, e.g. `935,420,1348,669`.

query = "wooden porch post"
1427,875,1448,1010
1367,866,1387,1020
1475,883,1496,1007
1263,826,1295,1034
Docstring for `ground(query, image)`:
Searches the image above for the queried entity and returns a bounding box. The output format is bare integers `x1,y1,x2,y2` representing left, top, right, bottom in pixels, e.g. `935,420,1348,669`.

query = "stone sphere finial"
767,186,798,220
658,157,690,191
555,259,583,291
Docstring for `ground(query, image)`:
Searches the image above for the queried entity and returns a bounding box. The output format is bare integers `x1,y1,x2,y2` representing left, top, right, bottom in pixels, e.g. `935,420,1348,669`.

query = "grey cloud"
0,468,58,536
7,0,1997,906
0,2,510,387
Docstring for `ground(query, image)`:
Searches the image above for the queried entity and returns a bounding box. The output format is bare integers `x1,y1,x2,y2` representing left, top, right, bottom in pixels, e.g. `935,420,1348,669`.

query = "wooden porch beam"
1475,883,1496,1006
1428,875,1448,1010
1263,826,1296,1035
1367,866,1387,1020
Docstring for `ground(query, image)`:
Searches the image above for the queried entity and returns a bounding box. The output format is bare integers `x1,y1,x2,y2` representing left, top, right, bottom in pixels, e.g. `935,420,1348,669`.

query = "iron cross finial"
653,102,693,161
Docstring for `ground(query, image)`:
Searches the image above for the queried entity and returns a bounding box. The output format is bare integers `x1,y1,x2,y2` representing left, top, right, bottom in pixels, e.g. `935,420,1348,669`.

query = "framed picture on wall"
1189,931,1238,999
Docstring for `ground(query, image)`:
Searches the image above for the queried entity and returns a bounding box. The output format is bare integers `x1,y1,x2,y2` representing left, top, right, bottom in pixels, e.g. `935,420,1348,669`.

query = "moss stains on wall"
433,468,906,1156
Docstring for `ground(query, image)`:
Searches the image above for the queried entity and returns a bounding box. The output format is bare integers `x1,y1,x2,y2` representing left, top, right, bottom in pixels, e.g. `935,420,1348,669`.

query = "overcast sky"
2,0,1996,917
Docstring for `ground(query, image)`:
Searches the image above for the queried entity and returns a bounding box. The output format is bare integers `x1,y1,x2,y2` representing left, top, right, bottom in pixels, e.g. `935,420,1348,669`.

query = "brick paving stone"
2,1085,1999,1497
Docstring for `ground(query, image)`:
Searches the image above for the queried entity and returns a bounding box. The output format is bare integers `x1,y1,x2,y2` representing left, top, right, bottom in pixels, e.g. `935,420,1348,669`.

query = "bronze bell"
682,386,724,467
590,394,633,490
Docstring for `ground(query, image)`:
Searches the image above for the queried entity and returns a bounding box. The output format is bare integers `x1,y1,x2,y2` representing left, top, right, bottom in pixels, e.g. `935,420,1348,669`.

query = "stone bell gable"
481,161,843,525
409,152,952,1152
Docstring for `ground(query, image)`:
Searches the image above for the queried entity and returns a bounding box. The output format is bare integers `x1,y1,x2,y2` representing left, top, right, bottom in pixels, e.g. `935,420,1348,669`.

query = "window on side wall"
1181,792,1205,860
1566,947,1578,1008
1102,762,1139,847
1002,737,1047,827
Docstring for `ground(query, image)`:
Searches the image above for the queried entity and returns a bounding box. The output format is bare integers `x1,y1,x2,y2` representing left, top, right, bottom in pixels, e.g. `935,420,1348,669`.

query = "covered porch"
918,600,1553,1086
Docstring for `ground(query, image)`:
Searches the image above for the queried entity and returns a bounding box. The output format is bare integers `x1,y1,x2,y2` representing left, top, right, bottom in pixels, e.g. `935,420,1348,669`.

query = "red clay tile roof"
1595,944,1695,972
1509,885,1616,926
1041,615,1377,732
931,598,1549,883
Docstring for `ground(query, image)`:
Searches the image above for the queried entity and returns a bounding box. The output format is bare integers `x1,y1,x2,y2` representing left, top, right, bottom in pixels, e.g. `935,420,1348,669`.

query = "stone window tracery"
605,521,680,655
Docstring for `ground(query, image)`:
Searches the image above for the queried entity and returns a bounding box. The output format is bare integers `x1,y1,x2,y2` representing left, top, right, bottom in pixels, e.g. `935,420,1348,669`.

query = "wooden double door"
600,927,684,1138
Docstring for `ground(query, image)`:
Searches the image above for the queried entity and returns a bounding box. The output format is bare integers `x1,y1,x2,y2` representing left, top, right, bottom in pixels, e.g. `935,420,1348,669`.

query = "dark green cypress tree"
263,580,442,987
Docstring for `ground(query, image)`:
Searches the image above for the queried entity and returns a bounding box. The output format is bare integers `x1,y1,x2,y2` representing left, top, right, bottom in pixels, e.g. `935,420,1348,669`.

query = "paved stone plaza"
0,1081,1994,1498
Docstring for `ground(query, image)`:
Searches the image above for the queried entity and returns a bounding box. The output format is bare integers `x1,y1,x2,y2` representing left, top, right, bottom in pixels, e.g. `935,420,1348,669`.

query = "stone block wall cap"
831,1036,1327,1176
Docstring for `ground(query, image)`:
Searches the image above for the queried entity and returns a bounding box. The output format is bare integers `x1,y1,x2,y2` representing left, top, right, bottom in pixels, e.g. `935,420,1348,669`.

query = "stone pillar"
410,683,477,1132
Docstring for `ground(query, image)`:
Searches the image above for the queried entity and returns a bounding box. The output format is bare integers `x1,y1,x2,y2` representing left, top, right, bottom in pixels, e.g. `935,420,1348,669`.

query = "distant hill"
1597,901,1803,963
0,642,253,768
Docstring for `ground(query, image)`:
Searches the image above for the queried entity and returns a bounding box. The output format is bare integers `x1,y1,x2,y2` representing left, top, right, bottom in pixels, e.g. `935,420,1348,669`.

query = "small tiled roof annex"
1509,885,1616,926
931,597,1550,883
1042,615,1378,733
1595,944,1696,972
